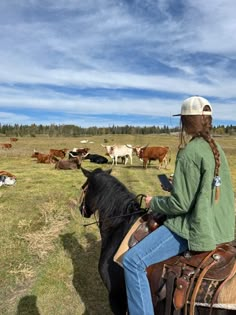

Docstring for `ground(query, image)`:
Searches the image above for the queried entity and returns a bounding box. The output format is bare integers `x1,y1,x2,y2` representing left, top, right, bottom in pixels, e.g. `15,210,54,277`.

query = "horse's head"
79,167,112,218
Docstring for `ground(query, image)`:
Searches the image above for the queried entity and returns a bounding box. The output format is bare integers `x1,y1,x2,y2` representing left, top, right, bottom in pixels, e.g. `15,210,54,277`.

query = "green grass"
0,134,235,314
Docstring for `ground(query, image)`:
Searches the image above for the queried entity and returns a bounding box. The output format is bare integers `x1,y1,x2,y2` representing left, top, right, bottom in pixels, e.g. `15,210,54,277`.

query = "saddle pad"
113,217,144,267
217,273,236,304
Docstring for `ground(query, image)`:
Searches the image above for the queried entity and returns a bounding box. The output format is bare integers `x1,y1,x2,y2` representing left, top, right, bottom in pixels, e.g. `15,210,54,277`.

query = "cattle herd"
30,144,171,170
1,137,172,171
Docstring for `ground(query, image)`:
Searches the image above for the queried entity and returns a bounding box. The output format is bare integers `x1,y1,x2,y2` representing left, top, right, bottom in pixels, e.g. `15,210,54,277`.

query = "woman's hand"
145,195,153,208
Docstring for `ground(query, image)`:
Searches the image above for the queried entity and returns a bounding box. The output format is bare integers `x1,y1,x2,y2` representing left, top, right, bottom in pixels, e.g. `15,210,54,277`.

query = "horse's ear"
81,167,91,178
105,168,112,175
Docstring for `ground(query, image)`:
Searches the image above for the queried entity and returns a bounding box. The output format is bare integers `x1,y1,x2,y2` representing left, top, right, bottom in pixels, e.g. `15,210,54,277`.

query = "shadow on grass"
16,295,40,315
60,232,110,315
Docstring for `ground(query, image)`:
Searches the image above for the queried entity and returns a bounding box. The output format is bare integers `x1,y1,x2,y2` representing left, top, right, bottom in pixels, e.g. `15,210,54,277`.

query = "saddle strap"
189,259,217,315
173,266,194,310
165,271,177,315
184,249,217,315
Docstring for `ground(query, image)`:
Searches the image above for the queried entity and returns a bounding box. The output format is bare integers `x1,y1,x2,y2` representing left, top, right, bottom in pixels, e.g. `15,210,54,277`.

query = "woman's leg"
123,225,188,315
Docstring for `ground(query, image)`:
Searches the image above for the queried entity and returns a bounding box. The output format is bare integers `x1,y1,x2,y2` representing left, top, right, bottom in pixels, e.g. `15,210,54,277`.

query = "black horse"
80,167,144,314
79,167,236,315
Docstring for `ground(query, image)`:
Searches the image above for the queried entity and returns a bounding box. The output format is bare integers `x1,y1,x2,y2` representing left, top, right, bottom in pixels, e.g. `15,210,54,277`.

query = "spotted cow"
102,144,133,165
68,148,90,159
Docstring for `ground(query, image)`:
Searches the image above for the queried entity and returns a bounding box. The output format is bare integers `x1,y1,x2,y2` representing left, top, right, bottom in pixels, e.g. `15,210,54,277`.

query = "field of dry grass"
0,134,235,315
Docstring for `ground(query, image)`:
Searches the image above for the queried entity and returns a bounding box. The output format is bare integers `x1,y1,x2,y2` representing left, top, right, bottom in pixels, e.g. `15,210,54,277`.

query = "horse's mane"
87,169,141,229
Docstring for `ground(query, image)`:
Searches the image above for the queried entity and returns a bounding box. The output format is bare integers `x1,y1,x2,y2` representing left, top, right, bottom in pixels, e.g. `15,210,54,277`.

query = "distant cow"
1,143,12,149
49,148,68,159
102,144,133,165
134,145,171,169
68,148,90,159
80,140,88,144
55,156,82,170
31,151,53,164
10,137,18,142
83,153,108,164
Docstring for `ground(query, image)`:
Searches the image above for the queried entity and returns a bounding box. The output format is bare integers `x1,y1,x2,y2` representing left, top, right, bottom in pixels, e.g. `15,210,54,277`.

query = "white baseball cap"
173,96,212,116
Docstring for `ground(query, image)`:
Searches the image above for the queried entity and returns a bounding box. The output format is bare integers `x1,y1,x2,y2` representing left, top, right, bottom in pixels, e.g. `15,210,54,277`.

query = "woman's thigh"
124,225,188,268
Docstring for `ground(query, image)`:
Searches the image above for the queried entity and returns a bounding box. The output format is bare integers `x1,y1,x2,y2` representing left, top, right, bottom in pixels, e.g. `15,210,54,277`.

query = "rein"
81,193,148,227
82,209,147,227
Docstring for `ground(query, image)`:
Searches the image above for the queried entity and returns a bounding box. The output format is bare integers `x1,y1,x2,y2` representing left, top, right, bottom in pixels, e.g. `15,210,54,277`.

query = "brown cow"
1,143,12,149
134,145,171,169
10,137,18,142
49,148,68,159
55,156,82,170
31,151,53,164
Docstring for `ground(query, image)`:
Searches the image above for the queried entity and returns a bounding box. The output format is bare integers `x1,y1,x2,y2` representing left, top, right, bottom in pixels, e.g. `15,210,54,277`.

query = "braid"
200,117,221,202
203,136,221,177
201,116,221,178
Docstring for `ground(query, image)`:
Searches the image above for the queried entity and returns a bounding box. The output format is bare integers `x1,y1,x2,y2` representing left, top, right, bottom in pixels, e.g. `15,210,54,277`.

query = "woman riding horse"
122,96,235,315
80,166,236,315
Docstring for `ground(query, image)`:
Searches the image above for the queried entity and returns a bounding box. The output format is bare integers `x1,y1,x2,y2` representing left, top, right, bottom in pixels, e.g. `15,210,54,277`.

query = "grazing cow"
49,148,68,159
68,148,90,159
134,145,171,169
10,137,18,142
83,153,108,164
102,144,133,165
55,156,82,170
31,151,53,164
1,143,12,149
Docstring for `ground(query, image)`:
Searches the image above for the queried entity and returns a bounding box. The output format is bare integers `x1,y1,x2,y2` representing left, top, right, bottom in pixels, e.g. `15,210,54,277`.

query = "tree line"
0,123,235,137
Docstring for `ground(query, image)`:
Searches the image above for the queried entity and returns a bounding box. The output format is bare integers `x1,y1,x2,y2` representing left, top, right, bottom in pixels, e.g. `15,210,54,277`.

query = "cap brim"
172,113,181,116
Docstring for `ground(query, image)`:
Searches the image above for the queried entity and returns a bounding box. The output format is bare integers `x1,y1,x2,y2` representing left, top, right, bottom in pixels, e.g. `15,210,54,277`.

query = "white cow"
102,144,133,165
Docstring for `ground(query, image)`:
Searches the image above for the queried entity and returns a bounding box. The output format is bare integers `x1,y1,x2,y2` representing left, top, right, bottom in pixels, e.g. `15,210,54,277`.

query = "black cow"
83,153,108,164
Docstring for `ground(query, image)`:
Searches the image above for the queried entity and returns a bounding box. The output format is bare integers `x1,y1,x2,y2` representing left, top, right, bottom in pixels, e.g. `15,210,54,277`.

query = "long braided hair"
179,105,221,201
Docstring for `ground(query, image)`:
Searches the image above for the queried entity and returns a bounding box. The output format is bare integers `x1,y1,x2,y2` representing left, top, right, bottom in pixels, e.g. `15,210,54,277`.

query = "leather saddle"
128,213,236,315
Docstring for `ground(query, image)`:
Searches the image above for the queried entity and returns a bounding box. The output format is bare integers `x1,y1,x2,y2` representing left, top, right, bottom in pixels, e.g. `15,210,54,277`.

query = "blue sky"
1,0,236,127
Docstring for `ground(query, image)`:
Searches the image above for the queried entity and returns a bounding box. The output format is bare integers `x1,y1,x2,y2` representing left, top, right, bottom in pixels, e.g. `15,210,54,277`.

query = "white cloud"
0,111,31,124
0,0,236,125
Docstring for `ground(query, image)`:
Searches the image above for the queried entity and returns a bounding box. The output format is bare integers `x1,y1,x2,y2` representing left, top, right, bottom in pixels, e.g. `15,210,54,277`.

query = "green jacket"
150,137,235,251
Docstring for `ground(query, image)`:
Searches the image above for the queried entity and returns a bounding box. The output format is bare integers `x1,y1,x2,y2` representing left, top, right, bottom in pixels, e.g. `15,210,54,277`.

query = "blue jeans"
123,225,188,315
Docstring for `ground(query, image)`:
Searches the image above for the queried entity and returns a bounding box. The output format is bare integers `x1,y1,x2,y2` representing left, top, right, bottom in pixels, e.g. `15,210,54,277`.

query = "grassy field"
0,134,236,315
